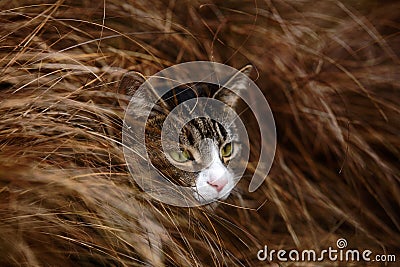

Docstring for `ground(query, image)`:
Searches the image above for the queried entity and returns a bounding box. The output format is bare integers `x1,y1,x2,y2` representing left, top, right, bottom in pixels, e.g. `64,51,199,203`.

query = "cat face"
148,115,241,203
119,67,251,204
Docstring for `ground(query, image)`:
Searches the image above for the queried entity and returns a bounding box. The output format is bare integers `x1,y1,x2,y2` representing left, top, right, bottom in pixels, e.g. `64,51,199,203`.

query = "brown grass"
0,0,399,266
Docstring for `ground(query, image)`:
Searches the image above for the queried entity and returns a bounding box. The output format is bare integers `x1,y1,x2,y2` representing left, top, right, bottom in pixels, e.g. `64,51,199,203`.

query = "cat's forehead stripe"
188,118,226,145
214,120,225,142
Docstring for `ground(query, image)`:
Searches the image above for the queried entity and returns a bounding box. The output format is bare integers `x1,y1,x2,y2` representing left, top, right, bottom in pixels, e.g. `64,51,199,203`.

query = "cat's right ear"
213,64,253,107
117,71,146,110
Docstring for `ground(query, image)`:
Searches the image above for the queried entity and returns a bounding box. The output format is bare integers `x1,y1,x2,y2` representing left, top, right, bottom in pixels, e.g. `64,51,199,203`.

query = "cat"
118,65,252,205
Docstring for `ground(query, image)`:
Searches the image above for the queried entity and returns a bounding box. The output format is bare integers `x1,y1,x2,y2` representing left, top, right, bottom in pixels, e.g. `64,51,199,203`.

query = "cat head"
119,65,252,204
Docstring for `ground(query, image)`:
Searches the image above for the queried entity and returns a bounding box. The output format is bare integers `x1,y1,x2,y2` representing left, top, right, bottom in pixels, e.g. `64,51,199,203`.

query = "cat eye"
169,150,192,163
221,142,233,158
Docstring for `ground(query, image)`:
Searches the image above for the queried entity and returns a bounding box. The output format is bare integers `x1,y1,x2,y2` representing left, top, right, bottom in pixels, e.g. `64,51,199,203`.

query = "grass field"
0,0,399,266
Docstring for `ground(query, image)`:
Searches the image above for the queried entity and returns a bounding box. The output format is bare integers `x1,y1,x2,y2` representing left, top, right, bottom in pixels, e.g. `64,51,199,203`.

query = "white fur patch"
192,145,235,203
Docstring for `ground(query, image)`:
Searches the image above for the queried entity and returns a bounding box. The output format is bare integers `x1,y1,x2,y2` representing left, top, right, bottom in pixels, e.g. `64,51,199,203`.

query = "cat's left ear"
117,71,146,110
213,64,253,107
118,71,169,115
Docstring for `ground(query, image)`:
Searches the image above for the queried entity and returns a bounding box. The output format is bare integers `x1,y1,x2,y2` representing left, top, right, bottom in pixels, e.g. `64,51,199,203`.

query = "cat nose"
207,176,228,192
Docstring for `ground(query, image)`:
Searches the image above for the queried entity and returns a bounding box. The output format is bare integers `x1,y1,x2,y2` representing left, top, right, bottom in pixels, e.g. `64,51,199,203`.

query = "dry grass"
0,0,399,266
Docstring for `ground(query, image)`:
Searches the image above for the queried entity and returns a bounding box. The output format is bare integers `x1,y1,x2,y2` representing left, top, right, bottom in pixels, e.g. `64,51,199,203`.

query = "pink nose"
207,176,228,192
